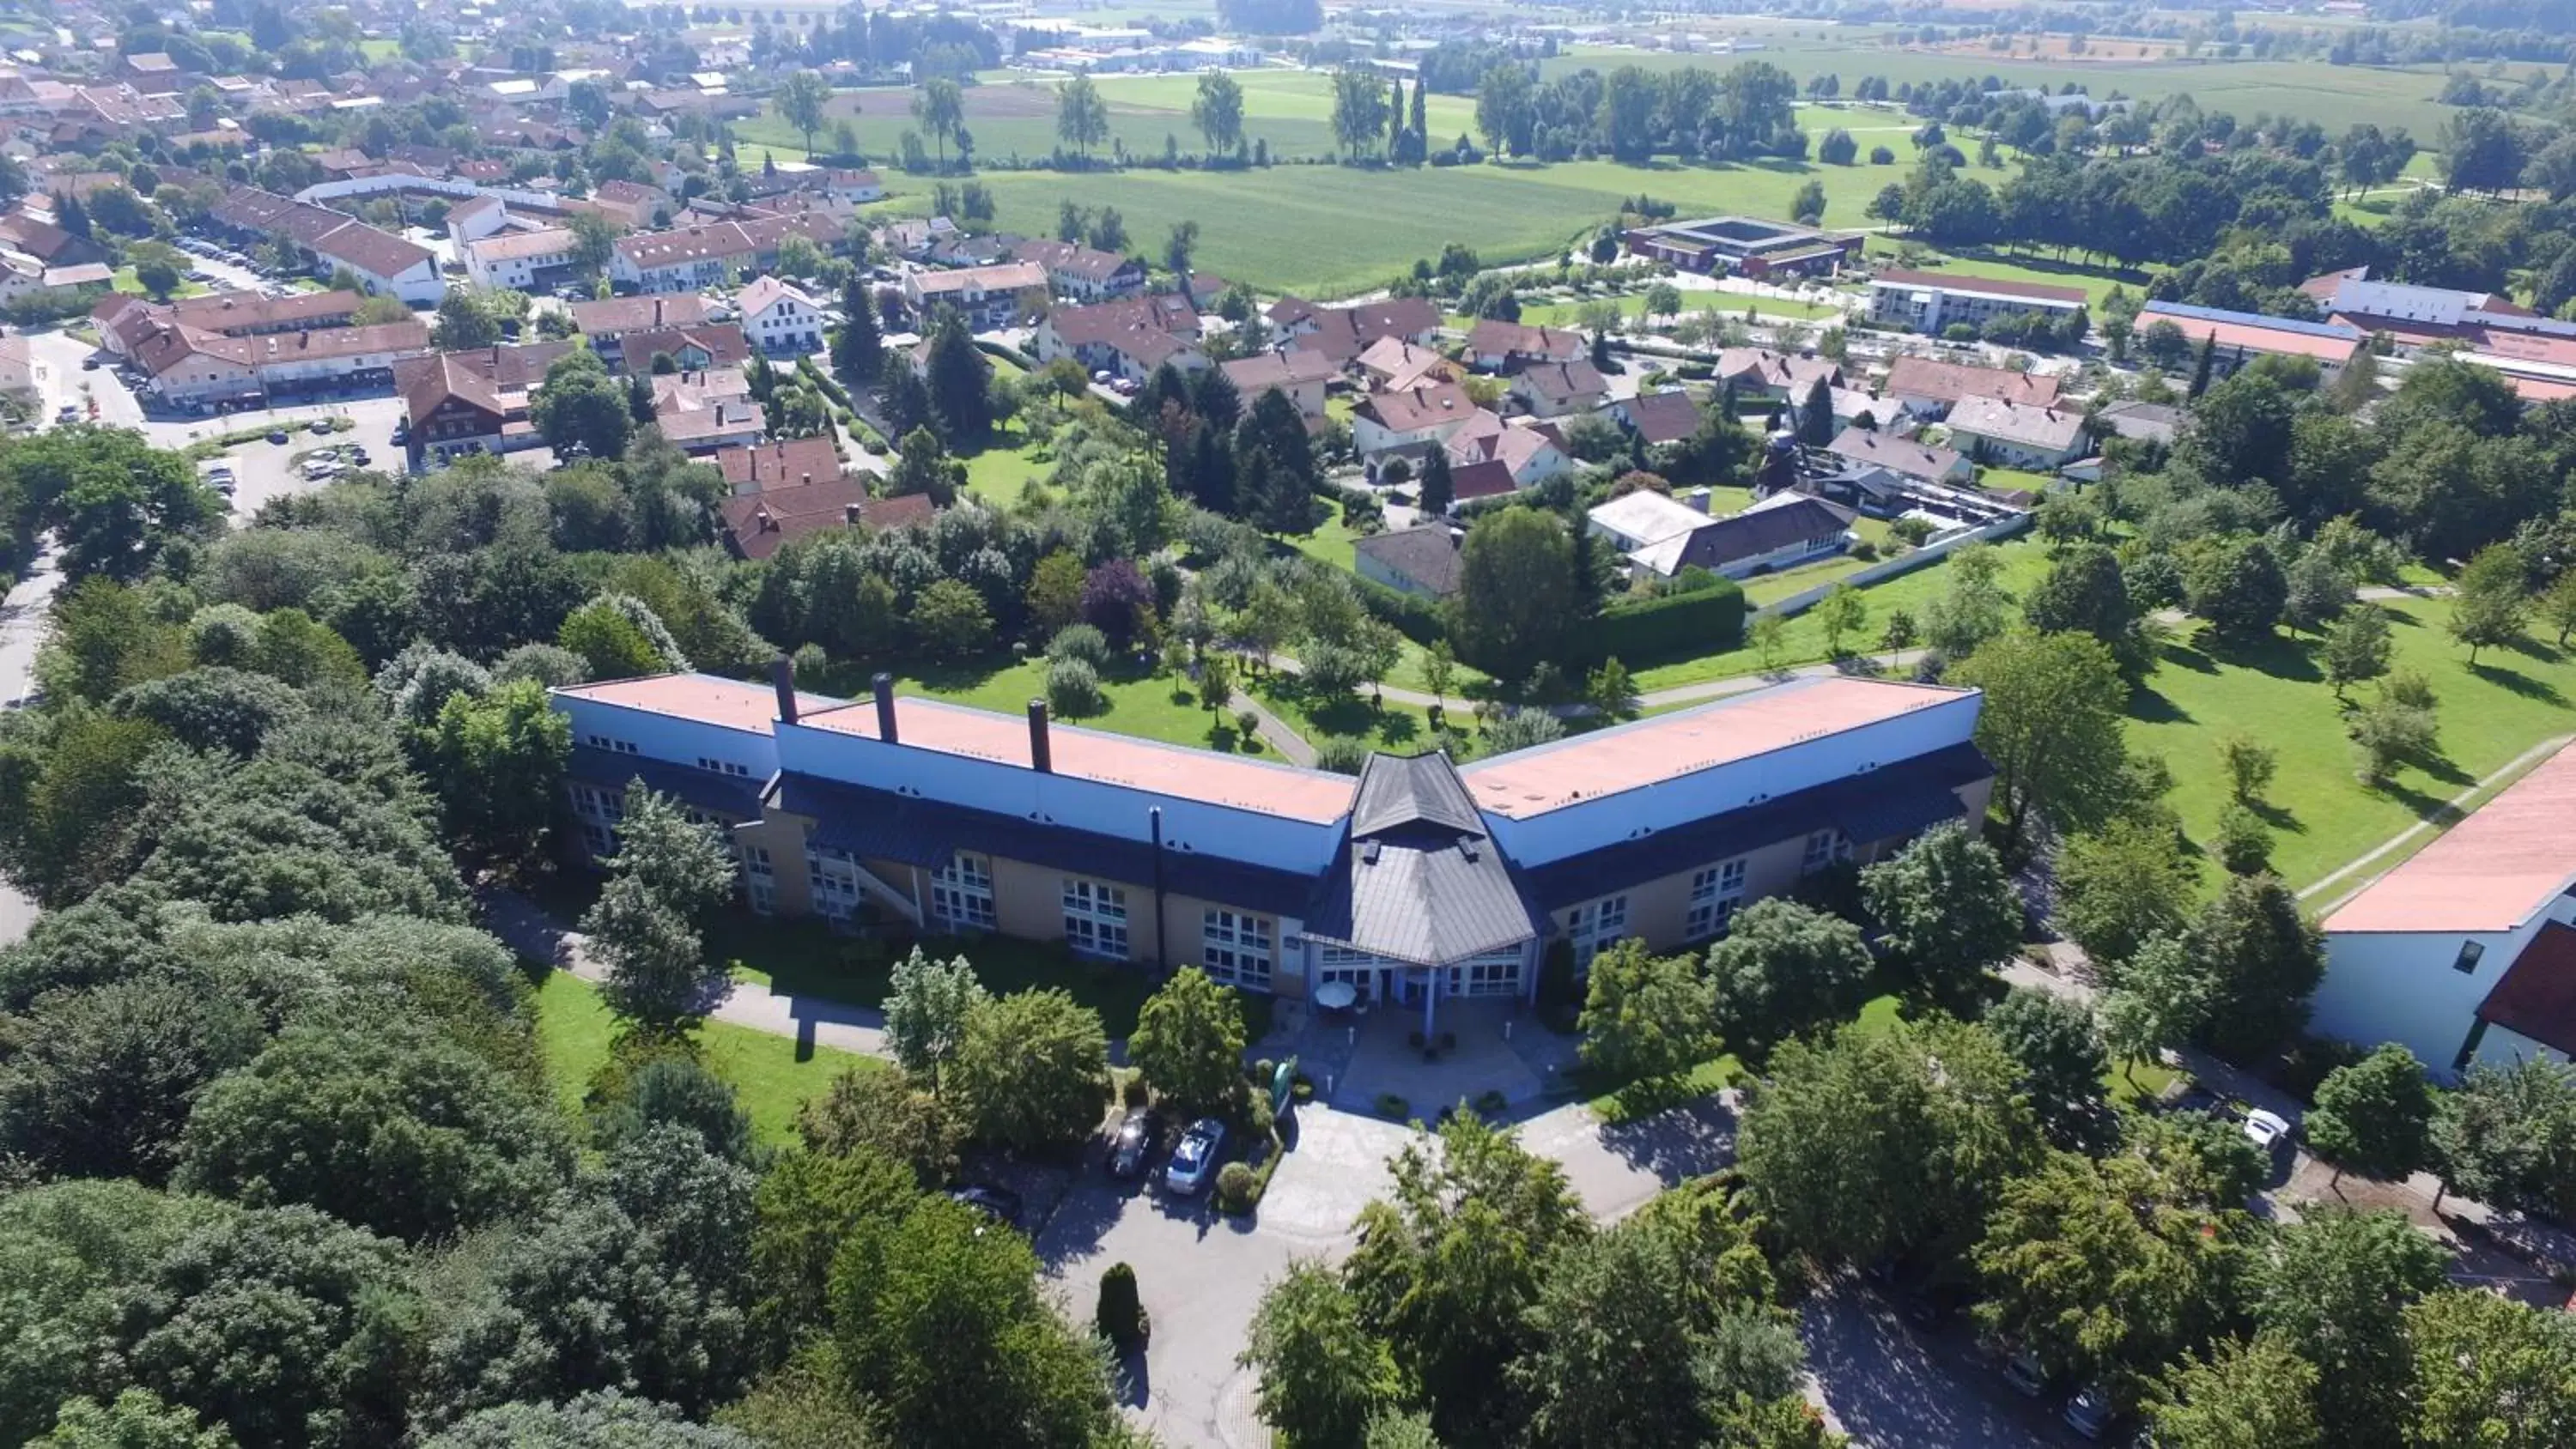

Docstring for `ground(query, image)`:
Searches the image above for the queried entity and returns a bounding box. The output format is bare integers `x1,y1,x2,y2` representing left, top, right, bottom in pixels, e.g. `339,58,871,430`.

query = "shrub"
1233,708,1260,738
1119,1070,1150,1106
1096,1262,1148,1348
1373,1094,1411,1121
2216,803,2272,875
1536,938,1581,1033
1889,516,1936,547
1313,735,1370,775
1046,622,1112,667
1046,656,1105,717
1214,1160,1258,1212
1474,1088,1510,1116
1850,539,1880,561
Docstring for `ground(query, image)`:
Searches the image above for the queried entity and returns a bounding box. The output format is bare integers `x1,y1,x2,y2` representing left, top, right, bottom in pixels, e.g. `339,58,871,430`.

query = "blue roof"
568,747,766,819
2139,300,2363,341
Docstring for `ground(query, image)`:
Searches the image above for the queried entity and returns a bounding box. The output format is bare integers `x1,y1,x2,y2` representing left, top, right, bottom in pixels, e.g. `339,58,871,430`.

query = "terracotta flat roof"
2324,741,2576,934
2139,300,2364,366
555,672,833,735
1459,676,1970,819
799,695,1358,825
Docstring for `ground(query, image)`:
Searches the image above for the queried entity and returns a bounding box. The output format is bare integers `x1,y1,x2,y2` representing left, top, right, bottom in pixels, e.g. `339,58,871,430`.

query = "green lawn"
711,912,1218,1041
1626,534,2051,693
958,423,1054,505
1861,237,2154,306
111,268,209,300
900,653,1276,756
530,969,879,1146
2129,600,2576,894
1249,671,1437,754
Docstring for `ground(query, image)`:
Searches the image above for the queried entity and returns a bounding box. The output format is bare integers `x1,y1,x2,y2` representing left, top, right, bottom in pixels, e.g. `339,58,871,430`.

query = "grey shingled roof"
1302,752,1540,967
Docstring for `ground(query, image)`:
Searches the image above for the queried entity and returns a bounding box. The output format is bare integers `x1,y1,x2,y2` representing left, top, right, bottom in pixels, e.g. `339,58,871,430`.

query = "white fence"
1753,510,2034,621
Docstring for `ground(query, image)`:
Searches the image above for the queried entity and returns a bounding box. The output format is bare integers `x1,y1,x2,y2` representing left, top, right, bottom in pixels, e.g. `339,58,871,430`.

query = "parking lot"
1802,1282,2091,1449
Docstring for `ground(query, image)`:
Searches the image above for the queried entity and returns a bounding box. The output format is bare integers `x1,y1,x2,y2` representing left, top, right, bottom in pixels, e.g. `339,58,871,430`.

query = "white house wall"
2316,891,2576,1078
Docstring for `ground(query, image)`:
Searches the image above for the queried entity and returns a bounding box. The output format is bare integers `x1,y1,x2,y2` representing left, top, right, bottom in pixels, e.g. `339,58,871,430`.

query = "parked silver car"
1162,1118,1226,1196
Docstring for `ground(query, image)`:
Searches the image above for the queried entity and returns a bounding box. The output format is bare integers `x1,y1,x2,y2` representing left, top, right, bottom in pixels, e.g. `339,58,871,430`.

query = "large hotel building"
552,668,1993,1018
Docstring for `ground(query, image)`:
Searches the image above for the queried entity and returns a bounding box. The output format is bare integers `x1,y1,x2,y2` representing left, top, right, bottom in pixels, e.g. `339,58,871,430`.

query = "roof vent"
1458,838,1479,862
1362,840,1381,865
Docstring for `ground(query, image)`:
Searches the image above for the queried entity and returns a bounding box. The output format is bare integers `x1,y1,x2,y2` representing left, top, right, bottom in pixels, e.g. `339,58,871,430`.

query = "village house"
1825,429,1972,487
1010,238,1148,302
715,436,847,496
1589,489,1856,582
1355,336,1458,393
1509,359,1608,420
736,276,826,355
1267,296,1441,365
394,342,576,466
616,323,751,376
1464,318,1584,372
1034,294,1206,382
1942,396,2089,470
1880,356,2063,419
1353,523,1468,600
567,293,712,367
653,368,764,453
1612,390,1704,447
462,227,584,293
1219,347,1337,425
906,260,1050,330
717,478,936,561
126,318,430,410
1712,347,1843,402
1352,381,1479,461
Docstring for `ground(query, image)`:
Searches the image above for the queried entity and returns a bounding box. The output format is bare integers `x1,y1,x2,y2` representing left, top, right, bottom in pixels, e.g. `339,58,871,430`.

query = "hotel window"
1202,910,1274,991
1686,858,1749,940
932,852,999,932
1802,829,1848,875
742,846,775,914
807,849,861,922
1566,894,1628,968
1447,946,1523,997
1062,878,1128,961
2452,940,2486,974
583,733,639,755
696,756,751,778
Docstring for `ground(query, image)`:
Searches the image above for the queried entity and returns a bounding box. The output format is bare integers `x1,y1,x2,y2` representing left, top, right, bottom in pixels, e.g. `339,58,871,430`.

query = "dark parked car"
1108,1109,1157,1179
266,429,289,444
947,1185,1024,1229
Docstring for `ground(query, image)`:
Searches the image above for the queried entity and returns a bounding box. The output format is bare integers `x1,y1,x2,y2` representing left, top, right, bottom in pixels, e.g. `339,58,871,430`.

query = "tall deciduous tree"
2447,543,2530,664
428,679,569,862
949,989,1111,1153
2254,1207,2449,1446
2147,1334,2323,1449
1449,506,1576,685
1577,938,1716,1082
577,789,739,1031
1736,1016,2043,1266
2434,1057,2576,1220
2189,873,2324,1064
1241,1261,1400,1449
1192,71,1246,158
2306,1044,2435,1187
1128,966,1249,1117
774,70,833,157
1704,897,1872,1049
2403,1288,2576,1446
1983,986,2111,1150
1861,822,2022,997
2097,932,2212,1082
878,946,986,1094
1952,628,2130,848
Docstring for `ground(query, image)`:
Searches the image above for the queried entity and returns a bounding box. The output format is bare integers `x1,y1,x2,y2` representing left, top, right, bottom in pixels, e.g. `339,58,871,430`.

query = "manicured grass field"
1625,533,2052,692
2129,601,2576,894
900,652,1277,755
958,425,1054,504
713,912,1175,1039
1860,236,2154,306
530,968,880,1146
1250,671,1437,754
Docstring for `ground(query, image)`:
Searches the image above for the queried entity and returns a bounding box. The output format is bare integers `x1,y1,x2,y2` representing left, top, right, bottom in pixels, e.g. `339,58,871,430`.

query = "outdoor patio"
1261,997,1583,1122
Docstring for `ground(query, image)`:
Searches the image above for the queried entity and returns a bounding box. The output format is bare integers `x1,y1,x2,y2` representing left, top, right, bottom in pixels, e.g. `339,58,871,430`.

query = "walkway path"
2297,732,2576,908
1230,688,1316,765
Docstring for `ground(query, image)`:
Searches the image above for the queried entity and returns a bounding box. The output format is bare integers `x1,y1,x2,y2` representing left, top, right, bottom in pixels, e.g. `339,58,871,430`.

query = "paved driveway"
1801,1282,2087,1449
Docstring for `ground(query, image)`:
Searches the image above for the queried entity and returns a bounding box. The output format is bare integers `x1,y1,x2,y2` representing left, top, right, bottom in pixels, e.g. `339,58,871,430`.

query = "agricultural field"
1543,39,2464,138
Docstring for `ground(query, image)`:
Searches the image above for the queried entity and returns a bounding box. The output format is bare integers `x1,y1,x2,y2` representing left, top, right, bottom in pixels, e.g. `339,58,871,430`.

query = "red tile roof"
1883,356,2063,409
2476,922,2576,1057
2325,742,2576,933
716,477,931,560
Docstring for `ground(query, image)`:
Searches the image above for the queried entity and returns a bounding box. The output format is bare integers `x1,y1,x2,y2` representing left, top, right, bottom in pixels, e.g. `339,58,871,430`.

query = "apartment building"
1866,270,2087,336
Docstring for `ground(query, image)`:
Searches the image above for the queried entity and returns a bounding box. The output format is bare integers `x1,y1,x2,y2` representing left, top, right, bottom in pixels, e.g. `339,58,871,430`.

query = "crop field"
1543,40,2462,139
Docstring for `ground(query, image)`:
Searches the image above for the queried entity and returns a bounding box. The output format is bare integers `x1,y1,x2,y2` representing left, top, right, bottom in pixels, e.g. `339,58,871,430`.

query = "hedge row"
1595,578,1747,661
1355,573,1449,646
